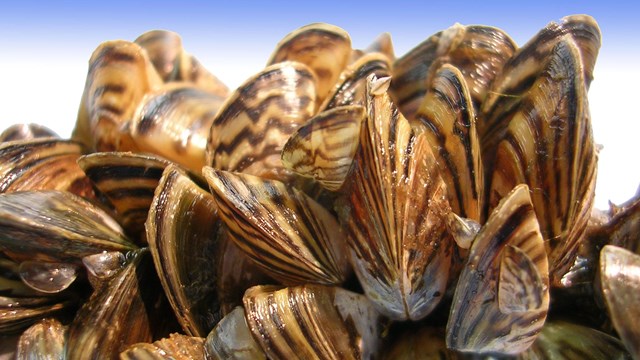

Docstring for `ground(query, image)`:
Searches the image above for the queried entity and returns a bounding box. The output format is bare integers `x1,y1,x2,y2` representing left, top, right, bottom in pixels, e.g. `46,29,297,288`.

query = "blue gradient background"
0,1,638,208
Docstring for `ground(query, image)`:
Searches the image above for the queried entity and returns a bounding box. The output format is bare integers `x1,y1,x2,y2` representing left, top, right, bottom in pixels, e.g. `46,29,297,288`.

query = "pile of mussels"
0,14,638,360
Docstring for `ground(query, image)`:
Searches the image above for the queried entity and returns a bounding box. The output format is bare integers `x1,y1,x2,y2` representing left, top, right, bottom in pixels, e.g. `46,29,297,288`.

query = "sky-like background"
0,1,638,209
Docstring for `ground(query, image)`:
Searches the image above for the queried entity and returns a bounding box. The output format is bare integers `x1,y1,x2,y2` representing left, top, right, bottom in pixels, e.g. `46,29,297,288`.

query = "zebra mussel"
0,15,637,360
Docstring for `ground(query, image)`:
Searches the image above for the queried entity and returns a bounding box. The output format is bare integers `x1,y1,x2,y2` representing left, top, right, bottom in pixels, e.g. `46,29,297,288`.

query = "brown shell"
206,62,317,183
243,285,383,360
121,333,205,360
392,24,516,120
0,138,95,199
0,123,58,142
489,37,597,287
74,40,162,152
15,318,66,360
446,184,549,355
204,168,350,286
268,23,351,106
130,84,225,172
337,76,452,321
134,30,229,97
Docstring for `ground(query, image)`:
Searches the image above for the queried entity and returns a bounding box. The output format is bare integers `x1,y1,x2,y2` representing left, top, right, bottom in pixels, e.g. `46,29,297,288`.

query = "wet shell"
599,245,640,359
243,284,383,360
337,75,452,321
282,105,364,191
0,190,135,264
0,124,58,142
130,84,226,172
147,165,269,337
66,249,172,359
0,296,72,335
78,152,172,240
15,318,66,360
121,333,205,360
0,139,95,199
446,184,549,355
204,168,350,285
479,15,601,167
415,64,484,223
206,62,316,183
320,52,392,111
489,37,597,287
74,40,162,152
134,30,229,97
268,23,351,106
392,23,516,120
204,307,266,360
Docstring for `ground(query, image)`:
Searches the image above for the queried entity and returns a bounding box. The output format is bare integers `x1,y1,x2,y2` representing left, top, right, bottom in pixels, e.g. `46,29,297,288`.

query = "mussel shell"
206,62,317,183
268,23,351,106
479,15,601,168
204,168,350,286
0,124,58,142
415,64,484,223
66,249,175,359
338,75,452,321
489,37,597,288
204,306,266,360
599,245,640,359
74,40,162,152
15,318,66,360
281,105,364,192
146,165,225,336
447,185,549,355
121,333,205,360
78,151,172,241
320,52,392,111
0,139,95,199
521,320,631,359
135,30,229,97
0,190,135,264
243,284,384,360
130,84,225,172
392,24,516,120
0,296,72,335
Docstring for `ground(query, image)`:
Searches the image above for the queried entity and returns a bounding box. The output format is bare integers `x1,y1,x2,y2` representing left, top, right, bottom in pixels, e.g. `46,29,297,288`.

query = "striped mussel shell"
489,36,597,288
203,168,350,286
414,64,484,224
282,105,364,191
130,83,226,172
15,318,66,360
479,14,601,169
205,307,266,360
600,193,640,254
268,23,351,106
242,285,384,360
0,138,95,199
74,40,163,152
336,75,452,321
78,152,172,242
66,249,176,360
446,185,549,355
121,333,205,360
134,30,229,97
319,52,392,111
0,123,58,142
146,164,270,337
206,62,317,183
391,23,516,120
599,245,640,358
0,191,135,265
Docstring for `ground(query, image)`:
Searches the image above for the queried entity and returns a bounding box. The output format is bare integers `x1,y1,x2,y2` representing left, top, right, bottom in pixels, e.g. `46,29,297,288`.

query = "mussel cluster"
1,15,639,360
